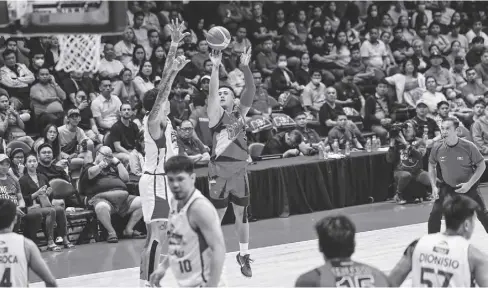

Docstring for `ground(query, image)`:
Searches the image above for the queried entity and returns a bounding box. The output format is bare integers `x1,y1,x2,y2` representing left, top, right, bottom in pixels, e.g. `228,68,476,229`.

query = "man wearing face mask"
28,50,46,76
270,54,303,98
177,120,210,166
300,70,326,119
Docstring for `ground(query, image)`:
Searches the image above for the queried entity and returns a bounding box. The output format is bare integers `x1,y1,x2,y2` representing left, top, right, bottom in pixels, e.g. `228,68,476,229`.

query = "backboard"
0,1,127,36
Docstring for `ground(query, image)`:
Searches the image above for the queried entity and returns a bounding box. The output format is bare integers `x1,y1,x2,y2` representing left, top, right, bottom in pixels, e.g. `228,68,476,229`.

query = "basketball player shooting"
149,155,226,287
139,19,190,288
0,199,57,287
207,47,256,277
388,194,488,287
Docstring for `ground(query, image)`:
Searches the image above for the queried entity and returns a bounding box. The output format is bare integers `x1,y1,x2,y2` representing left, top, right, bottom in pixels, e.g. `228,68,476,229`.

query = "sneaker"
394,194,407,205
414,198,421,204
236,253,253,277
424,194,433,201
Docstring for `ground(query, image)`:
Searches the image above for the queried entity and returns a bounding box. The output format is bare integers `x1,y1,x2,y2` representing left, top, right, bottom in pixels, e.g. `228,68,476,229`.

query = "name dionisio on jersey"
419,253,460,269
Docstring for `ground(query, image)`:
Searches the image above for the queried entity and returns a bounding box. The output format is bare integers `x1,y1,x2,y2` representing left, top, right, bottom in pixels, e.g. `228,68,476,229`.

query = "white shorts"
139,173,172,223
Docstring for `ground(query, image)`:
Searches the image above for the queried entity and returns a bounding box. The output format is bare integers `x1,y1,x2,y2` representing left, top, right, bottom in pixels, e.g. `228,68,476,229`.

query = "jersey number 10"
179,260,193,274
0,268,12,287
420,267,454,287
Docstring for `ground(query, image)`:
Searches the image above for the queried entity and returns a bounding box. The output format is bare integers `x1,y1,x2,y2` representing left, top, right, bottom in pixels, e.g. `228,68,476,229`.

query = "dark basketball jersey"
296,259,391,287
210,109,248,178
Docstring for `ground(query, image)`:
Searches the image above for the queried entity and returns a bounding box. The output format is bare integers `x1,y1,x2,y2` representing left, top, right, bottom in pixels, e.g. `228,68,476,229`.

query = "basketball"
206,26,231,51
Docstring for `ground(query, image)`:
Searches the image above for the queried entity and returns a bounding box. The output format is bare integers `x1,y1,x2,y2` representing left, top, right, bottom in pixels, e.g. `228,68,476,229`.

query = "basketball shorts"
139,173,172,223
209,169,249,209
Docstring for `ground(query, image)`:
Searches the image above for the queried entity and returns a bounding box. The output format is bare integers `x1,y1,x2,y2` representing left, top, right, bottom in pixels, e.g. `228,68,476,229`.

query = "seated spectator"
360,27,389,74
28,50,46,76
45,36,60,72
308,35,336,86
191,39,210,74
57,109,94,165
9,148,26,179
114,27,136,66
461,68,487,106
364,80,394,143
279,22,307,68
33,124,66,167
424,52,455,96
295,53,312,87
450,56,468,90
248,71,272,117
345,45,375,86
61,70,96,106
380,31,398,75
386,120,431,204
128,131,145,178
471,100,488,155
255,38,277,78
140,2,161,33
465,36,485,68
30,68,66,129
0,49,35,110
79,146,145,243
446,41,466,69
177,120,210,166
420,76,447,116
109,103,140,166
169,79,191,126
0,91,33,146
230,26,252,56
36,143,71,184
390,26,414,65
412,39,429,73
434,101,466,130
319,87,345,128
91,77,122,135
132,12,149,50
411,100,441,148
465,19,487,47
327,113,364,149
99,44,125,82
149,45,167,78
330,30,351,75
112,68,138,108
177,47,201,86
424,22,450,55
474,50,487,87
386,58,426,107
0,38,29,67
294,112,321,145
227,59,246,96
133,60,156,101
261,129,309,158
446,23,469,54
19,153,74,251
188,98,212,150
270,54,303,98
69,90,102,145
125,45,147,79
143,29,162,60
333,68,365,114
300,70,326,119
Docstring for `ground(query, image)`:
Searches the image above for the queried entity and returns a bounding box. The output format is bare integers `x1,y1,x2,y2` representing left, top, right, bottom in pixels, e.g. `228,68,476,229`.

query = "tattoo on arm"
148,70,179,123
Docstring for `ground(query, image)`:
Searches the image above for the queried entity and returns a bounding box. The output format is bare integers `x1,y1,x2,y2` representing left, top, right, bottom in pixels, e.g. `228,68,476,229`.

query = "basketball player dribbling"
0,199,57,287
207,47,256,277
295,215,391,287
389,194,488,287
149,155,226,287
138,19,190,288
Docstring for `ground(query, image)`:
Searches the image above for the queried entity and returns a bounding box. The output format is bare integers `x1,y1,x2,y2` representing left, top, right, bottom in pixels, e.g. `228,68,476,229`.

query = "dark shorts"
208,169,250,209
89,190,136,217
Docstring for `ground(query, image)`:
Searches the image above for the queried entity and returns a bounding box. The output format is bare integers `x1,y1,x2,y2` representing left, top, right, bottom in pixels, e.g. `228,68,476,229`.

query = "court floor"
32,186,488,287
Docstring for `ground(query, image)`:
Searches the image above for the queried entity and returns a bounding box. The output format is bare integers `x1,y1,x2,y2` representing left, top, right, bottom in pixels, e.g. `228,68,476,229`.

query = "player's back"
0,232,28,287
142,115,178,174
411,233,472,287
296,259,390,287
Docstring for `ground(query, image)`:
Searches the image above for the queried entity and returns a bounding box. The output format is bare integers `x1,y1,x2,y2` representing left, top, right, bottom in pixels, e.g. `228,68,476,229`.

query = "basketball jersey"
326,259,389,287
0,233,28,287
168,190,215,287
210,109,248,178
142,116,178,174
411,233,472,287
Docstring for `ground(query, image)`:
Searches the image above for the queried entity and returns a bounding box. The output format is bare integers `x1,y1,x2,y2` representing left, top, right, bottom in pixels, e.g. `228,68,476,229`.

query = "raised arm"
207,50,225,128
238,47,256,117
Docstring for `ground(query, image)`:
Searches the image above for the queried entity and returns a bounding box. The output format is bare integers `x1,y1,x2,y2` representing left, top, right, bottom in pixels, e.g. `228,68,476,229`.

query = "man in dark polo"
177,120,210,166
428,117,488,234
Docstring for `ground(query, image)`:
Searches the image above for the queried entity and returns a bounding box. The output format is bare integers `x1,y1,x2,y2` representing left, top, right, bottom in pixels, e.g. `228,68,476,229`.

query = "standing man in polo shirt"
427,117,488,234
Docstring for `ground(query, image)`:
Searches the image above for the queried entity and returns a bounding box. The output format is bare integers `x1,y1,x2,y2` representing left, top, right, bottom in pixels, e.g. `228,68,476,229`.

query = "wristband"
170,41,179,47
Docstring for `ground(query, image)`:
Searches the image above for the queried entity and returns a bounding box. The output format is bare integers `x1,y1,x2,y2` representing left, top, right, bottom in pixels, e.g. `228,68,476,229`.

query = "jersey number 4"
420,267,454,287
0,268,12,287
179,260,192,274
336,275,374,287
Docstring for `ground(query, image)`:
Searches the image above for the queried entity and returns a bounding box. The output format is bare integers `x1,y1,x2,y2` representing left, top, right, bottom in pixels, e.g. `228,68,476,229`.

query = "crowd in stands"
0,1,487,247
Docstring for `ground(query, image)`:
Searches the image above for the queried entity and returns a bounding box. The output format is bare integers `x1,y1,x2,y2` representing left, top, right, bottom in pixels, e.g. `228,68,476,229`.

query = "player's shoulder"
355,262,391,286
468,244,488,266
403,238,420,257
295,267,323,287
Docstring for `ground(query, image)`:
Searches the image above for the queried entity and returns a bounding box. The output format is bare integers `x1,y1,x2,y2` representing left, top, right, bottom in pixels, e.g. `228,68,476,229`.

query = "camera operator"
386,121,432,205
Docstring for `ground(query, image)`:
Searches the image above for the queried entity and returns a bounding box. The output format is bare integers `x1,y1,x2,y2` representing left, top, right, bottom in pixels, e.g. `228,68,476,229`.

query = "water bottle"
372,135,378,151
376,136,381,149
366,138,372,152
423,125,429,142
345,141,351,156
324,145,330,159
332,139,339,154
318,142,324,159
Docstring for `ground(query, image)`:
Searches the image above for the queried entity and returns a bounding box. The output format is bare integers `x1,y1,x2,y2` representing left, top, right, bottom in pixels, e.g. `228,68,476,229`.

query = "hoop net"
55,34,102,73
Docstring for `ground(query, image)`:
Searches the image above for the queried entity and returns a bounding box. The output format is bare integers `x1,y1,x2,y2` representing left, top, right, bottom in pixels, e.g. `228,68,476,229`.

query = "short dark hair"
5,38,17,45
437,101,450,109
472,36,485,44
134,11,144,19
393,26,403,33
99,76,111,85
336,112,347,120
443,194,479,231
310,69,322,78
120,102,132,111
473,99,487,108
0,199,16,230
38,143,53,155
147,29,159,38
2,49,16,60
142,88,159,112
443,117,460,128
315,215,356,259
378,78,389,87
164,155,195,175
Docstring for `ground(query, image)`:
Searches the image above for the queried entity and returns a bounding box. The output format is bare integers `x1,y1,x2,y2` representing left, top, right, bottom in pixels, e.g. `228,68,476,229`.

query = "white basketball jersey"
0,233,28,288
168,190,216,287
411,233,472,287
142,116,178,174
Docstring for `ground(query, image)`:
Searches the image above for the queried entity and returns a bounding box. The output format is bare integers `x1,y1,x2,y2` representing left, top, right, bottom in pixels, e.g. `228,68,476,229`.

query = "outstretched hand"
171,55,191,72
240,46,252,66
168,19,190,43
209,50,222,67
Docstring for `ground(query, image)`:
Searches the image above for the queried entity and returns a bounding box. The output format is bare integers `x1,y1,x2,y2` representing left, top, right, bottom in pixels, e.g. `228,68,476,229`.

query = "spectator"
465,36,485,68
397,15,417,45
27,49,47,76
112,68,138,108
364,4,381,33
445,23,469,54
61,70,96,106
9,148,26,179
465,19,487,46
247,3,272,46
227,59,246,97
177,120,210,166
0,90,33,146
70,90,102,145
424,52,455,93
0,49,35,110
420,76,447,115
324,2,341,33
295,10,309,43
114,27,136,66
390,26,414,65
191,39,210,74
360,27,388,73
262,129,307,157
19,153,74,251
364,80,393,143
169,79,191,126
98,44,125,81
424,22,450,54
327,113,364,149
308,35,336,86
461,68,488,106
333,68,365,114
249,70,272,116
294,112,321,145
91,77,122,135
143,29,161,59
411,39,429,72
57,109,94,165
450,56,468,90
30,68,66,129
109,103,140,166
434,101,466,130
270,54,303,98
279,22,307,68
255,38,278,77
149,45,166,78
471,100,488,155
318,87,345,129
386,120,431,204
127,131,144,177
140,2,161,33
387,2,408,26
33,125,65,166
345,45,375,85
473,50,487,87
133,60,156,101
79,146,145,243
126,45,147,79
300,70,326,118
386,58,426,107
218,1,244,34
45,36,60,71
0,38,29,66
295,53,311,87
411,100,441,148
132,11,149,50
230,26,252,56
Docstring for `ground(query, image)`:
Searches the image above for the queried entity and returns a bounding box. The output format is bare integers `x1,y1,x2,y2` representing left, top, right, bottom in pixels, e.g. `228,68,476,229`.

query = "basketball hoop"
56,34,102,73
